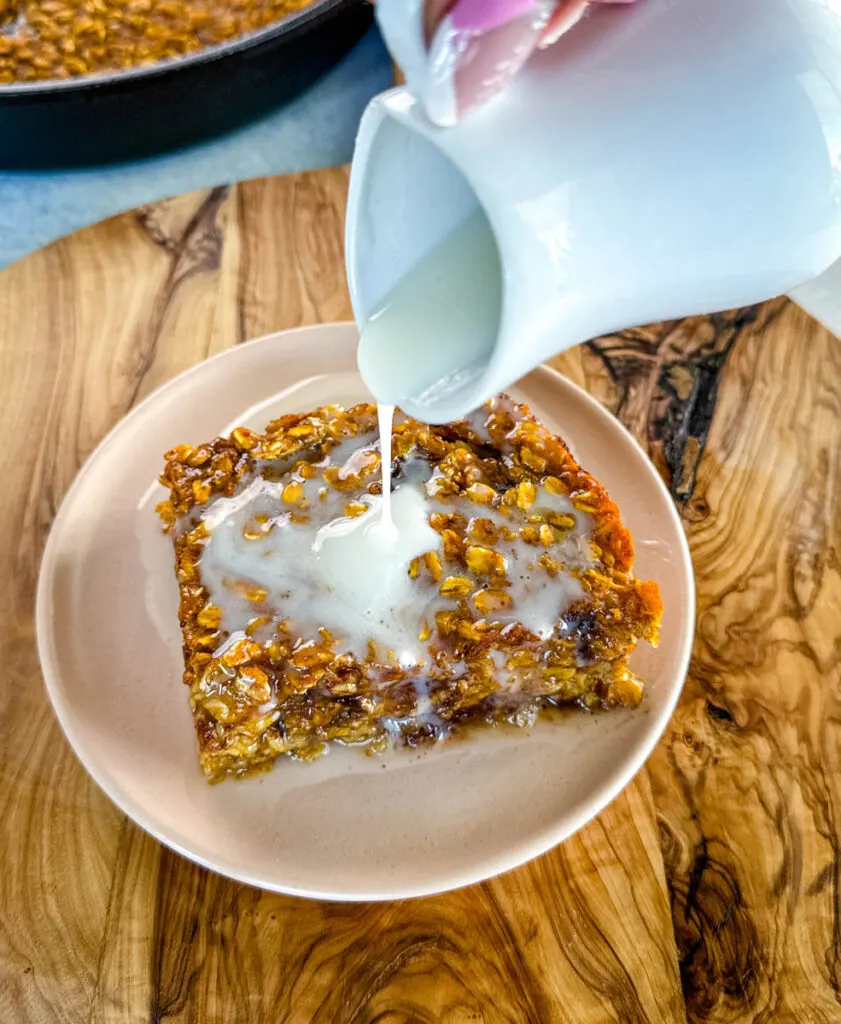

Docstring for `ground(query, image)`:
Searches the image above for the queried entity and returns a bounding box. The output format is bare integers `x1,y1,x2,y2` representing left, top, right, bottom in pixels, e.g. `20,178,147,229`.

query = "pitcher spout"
347,95,503,423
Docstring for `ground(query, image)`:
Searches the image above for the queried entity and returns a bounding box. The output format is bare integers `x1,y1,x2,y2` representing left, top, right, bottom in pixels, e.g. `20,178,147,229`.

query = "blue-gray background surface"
0,29,391,270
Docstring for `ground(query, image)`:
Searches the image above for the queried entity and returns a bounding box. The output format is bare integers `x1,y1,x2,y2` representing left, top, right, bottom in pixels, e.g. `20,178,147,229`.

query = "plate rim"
36,321,695,901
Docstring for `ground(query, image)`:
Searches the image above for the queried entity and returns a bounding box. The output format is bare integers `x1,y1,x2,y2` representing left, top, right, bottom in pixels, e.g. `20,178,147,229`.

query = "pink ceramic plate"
36,323,694,900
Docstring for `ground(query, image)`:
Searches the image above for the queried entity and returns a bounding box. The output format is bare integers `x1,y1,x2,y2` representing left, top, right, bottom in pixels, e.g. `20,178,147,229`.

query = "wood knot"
671,841,762,1019
706,701,736,727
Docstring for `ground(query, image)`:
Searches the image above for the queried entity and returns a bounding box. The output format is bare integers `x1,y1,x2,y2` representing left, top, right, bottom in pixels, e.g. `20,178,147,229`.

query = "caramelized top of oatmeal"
159,396,662,781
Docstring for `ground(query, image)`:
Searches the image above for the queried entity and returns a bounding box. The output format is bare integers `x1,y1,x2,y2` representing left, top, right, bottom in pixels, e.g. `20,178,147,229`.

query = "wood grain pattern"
0,169,837,1023
551,303,841,1023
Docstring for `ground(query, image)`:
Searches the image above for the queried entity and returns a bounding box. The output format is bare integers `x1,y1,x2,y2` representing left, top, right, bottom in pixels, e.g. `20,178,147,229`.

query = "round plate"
36,323,694,900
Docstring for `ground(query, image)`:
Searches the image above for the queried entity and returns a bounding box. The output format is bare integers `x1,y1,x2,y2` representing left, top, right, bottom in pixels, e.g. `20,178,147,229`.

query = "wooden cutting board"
0,167,839,1024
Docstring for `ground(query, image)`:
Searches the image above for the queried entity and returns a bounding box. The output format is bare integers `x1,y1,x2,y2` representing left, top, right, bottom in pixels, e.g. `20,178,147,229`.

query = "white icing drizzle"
197,419,597,674
377,403,396,540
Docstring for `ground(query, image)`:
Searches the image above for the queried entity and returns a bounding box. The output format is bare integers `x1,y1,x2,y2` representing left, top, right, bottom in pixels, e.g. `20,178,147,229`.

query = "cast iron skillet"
0,0,372,169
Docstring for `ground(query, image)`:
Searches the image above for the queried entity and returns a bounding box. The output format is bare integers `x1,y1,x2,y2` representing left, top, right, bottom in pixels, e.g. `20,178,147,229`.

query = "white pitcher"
345,0,841,424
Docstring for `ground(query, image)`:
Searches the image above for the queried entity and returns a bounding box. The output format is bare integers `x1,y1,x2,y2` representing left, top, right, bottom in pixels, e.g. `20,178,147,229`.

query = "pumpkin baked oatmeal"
0,0,316,83
158,396,662,782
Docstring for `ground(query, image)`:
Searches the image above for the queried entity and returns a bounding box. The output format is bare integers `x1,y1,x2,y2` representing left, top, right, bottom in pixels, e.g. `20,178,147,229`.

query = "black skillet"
0,0,372,170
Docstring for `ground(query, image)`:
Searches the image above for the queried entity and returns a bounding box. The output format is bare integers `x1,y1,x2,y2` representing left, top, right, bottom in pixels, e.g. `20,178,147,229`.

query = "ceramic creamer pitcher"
345,0,841,423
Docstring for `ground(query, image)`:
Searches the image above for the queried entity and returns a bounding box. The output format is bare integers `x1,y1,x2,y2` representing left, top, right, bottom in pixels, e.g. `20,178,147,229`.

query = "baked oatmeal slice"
158,396,662,782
